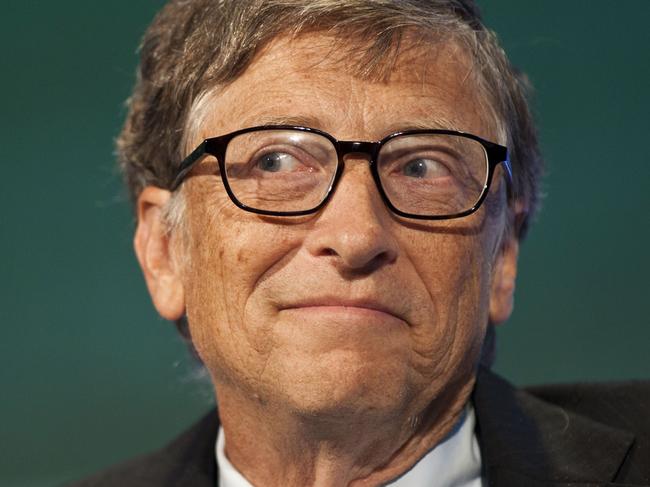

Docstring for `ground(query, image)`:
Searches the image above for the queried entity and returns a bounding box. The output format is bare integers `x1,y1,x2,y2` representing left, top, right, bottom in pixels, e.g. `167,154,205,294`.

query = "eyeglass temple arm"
493,144,513,199
502,149,513,185
170,140,208,191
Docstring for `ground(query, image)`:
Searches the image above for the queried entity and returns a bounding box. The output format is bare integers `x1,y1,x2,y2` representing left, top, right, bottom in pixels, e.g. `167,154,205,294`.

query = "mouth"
279,298,406,324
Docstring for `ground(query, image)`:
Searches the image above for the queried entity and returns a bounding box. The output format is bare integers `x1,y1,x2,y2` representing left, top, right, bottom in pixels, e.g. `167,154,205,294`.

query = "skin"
134,33,520,487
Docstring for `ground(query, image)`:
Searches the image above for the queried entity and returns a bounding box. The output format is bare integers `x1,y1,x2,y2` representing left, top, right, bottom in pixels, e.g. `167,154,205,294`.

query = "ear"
488,233,519,325
133,187,185,321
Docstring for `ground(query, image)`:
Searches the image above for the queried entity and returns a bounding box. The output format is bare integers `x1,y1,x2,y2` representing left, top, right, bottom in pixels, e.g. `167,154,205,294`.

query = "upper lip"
281,297,404,320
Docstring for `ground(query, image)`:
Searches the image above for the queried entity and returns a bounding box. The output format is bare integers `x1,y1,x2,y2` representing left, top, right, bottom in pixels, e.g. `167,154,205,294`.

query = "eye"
255,152,302,172
401,158,451,179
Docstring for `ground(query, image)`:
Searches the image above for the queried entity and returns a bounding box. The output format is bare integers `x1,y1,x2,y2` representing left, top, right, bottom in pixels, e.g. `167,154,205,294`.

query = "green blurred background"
1,1,648,485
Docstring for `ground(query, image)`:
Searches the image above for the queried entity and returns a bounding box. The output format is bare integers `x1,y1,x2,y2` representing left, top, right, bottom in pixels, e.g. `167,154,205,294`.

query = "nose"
303,156,399,273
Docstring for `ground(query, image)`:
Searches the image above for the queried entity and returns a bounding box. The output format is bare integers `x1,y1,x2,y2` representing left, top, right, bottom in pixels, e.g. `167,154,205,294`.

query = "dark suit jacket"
66,368,650,486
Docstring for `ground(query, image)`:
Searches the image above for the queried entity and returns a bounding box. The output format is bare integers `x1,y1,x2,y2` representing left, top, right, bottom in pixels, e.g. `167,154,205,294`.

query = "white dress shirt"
216,404,484,487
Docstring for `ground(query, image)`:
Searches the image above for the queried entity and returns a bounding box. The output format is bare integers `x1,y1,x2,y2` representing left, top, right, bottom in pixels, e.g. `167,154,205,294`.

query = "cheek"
181,183,301,382
402,223,493,382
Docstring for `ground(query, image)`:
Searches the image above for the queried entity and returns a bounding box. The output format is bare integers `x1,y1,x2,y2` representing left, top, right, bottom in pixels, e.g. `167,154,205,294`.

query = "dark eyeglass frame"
171,125,512,220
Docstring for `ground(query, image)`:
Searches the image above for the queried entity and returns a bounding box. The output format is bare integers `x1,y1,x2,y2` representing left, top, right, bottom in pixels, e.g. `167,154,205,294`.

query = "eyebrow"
255,115,324,129
383,117,466,135
251,114,467,139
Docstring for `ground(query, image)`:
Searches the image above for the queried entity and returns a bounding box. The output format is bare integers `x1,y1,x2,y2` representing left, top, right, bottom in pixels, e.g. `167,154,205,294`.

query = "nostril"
372,249,397,269
345,249,396,276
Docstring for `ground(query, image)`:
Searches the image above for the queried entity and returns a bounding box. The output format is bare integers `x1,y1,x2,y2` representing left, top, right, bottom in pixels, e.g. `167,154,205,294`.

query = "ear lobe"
488,235,519,325
134,187,185,321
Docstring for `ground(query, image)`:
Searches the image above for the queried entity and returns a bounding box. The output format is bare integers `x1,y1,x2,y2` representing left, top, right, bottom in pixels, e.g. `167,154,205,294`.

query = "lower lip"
282,306,405,325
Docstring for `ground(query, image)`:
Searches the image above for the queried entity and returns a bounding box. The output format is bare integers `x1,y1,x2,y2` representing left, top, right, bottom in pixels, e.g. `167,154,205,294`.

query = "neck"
214,378,475,487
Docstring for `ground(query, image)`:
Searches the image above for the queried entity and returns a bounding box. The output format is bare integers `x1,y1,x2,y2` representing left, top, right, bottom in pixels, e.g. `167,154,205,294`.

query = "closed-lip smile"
280,297,405,323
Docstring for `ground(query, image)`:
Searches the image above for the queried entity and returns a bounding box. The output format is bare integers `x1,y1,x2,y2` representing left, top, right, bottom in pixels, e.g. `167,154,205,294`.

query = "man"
71,0,649,486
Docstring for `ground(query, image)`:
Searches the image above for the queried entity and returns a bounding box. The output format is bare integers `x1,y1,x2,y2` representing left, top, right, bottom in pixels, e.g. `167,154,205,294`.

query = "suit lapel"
473,367,635,486
161,408,220,487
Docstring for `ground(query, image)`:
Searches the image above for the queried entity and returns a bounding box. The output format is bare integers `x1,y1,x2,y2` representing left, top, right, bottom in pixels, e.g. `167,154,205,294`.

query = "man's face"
176,34,514,420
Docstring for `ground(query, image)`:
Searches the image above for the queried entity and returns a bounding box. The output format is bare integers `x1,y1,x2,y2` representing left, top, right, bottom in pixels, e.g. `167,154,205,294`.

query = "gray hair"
119,0,542,238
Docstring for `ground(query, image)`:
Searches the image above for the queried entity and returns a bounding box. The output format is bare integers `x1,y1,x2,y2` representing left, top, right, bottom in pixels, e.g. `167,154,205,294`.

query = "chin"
272,347,414,421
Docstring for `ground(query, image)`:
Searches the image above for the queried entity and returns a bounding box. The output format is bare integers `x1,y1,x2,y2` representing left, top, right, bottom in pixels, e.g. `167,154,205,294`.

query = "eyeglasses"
171,125,511,220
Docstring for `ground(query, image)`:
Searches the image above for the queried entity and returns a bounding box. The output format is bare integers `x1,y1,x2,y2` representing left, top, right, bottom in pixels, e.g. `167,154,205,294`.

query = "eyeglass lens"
223,129,489,216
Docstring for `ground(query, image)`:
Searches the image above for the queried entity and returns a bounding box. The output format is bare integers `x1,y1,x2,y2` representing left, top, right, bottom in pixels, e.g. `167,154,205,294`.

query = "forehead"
190,32,494,145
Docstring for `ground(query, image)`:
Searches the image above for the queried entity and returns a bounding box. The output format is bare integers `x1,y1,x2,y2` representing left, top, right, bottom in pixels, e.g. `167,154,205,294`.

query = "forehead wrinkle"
187,33,494,151
341,75,371,137
207,56,350,132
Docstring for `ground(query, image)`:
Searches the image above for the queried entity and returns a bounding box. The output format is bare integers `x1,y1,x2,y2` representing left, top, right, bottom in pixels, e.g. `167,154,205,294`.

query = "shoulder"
525,379,650,483
64,409,220,487
65,449,173,487
474,369,650,484
524,379,650,435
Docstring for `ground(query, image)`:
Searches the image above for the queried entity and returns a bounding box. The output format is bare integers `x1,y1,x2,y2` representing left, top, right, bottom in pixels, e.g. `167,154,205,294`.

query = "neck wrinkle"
215,375,475,487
